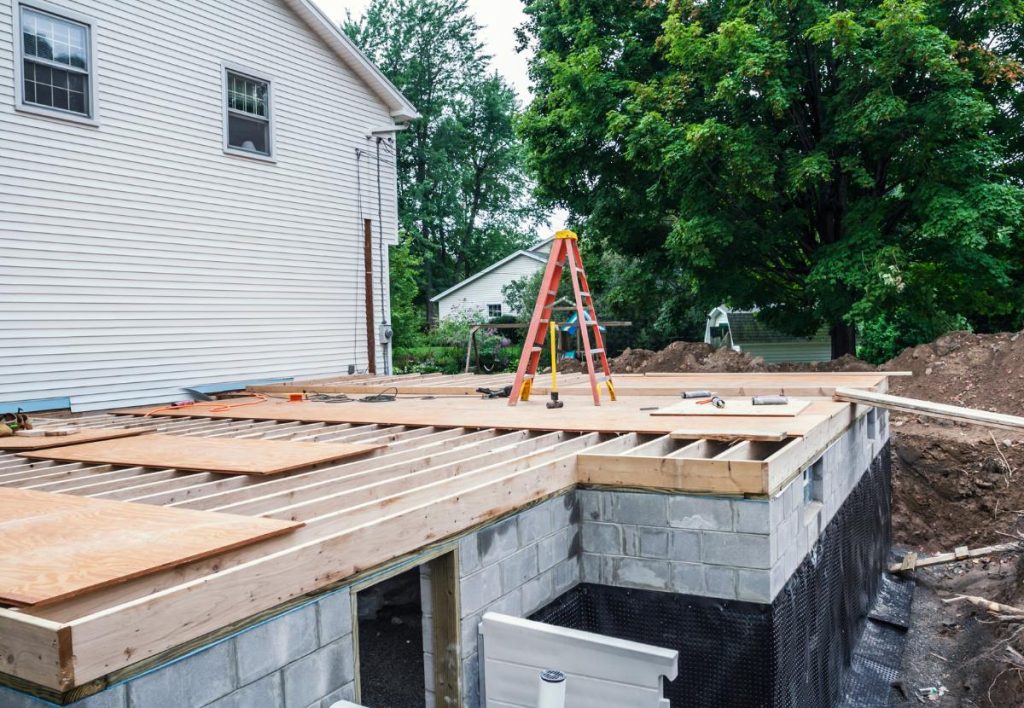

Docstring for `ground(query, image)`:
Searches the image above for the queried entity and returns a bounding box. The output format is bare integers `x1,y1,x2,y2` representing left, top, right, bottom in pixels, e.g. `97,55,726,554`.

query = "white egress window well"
18,4,92,117
225,69,272,157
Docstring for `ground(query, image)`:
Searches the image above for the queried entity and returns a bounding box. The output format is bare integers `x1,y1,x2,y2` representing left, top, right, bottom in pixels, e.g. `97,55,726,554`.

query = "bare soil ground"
599,331,1024,706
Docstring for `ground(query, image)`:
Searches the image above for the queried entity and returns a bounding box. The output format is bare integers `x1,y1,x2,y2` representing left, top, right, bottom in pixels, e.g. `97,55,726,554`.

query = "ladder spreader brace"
508,230,616,406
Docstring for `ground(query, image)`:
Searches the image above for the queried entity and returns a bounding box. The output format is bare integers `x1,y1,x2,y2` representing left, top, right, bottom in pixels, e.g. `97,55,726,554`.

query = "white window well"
224,69,271,158
17,4,94,119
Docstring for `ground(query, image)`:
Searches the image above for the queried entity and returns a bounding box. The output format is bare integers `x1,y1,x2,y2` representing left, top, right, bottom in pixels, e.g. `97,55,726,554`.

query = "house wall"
436,253,545,320
0,0,400,411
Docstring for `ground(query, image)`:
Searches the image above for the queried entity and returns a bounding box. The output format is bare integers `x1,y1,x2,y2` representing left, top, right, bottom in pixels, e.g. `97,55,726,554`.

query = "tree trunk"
830,323,857,359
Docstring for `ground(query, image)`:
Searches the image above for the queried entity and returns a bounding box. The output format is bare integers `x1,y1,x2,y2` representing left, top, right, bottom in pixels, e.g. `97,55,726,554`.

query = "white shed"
0,0,417,411
431,239,552,320
705,306,831,363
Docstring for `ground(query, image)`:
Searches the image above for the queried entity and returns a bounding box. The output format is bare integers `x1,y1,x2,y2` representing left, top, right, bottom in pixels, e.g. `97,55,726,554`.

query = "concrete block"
463,653,481,708
319,682,356,708
770,558,790,599
734,500,771,534
282,637,354,708
638,526,669,558
579,489,601,521
668,496,732,530
459,535,481,576
517,503,554,546
477,517,518,568
236,603,318,684
317,588,353,647
485,588,523,619
127,639,236,708
705,566,737,599
612,557,671,591
206,673,283,708
769,493,785,530
581,552,604,584
604,492,667,526
500,545,539,593
462,613,482,658
582,522,622,555
551,491,578,529
666,529,701,562
783,479,801,518
461,564,503,616
622,524,640,556
669,562,705,594
553,556,579,596
702,532,771,569
537,526,575,572
521,569,556,615
421,612,434,652
737,569,772,603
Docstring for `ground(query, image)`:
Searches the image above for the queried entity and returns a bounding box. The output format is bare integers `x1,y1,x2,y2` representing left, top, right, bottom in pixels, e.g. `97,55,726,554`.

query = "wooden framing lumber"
0,609,69,690
889,542,1020,573
834,387,1024,432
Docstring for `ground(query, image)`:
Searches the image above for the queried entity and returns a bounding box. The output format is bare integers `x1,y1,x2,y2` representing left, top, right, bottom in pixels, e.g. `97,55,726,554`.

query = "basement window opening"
356,566,426,707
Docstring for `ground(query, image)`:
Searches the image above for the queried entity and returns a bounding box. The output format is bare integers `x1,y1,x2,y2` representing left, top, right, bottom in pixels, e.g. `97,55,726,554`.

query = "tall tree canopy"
345,0,543,323
519,0,1024,359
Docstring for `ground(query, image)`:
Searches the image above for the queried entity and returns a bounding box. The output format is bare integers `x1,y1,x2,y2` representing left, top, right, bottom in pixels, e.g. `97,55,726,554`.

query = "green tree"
345,1,543,323
388,233,423,348
519,0,1024,360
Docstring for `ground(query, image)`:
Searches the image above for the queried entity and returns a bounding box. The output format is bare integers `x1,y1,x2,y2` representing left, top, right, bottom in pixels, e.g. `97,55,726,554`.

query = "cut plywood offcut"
18,433,381,476
651,398,811,417
0,427,147,451
0,487,302,607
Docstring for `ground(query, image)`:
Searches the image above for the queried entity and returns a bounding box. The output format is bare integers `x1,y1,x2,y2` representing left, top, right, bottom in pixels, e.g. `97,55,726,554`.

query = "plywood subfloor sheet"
118,396,847,438
0,427,147,451
651,398,811,417
19,433,381,475
0,487,302,606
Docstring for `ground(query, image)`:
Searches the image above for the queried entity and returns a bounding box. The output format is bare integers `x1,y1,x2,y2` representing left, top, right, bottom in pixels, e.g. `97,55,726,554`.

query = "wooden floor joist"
0,372,896,699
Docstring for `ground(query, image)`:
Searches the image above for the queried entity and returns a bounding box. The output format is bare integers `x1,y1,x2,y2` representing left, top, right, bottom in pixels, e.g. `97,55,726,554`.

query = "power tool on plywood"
508,230,616,407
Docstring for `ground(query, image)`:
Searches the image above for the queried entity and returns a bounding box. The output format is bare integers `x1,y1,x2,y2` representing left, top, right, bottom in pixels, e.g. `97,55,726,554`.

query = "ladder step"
532,346,543,352
588,348,605,354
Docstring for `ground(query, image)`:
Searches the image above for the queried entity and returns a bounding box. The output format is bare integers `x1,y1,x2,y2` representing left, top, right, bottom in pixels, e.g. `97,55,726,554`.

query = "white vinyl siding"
436,253,545,320
0,0,400,410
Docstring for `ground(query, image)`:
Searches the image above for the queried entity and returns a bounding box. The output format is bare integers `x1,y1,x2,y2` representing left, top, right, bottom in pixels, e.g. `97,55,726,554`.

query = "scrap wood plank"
889,542,1020,573
834,387,1024,432
0,487,302,607
651,398,810,417
18,434,381,476
0,427,147,451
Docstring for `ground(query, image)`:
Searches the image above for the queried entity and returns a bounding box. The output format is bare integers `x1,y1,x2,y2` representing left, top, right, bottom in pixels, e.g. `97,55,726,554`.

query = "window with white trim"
488,304,502,318
19,5,91,117
225,70,271,156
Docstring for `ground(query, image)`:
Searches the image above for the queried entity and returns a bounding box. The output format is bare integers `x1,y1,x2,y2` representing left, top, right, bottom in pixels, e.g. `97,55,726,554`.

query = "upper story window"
225,69,271,157
19,5,92,118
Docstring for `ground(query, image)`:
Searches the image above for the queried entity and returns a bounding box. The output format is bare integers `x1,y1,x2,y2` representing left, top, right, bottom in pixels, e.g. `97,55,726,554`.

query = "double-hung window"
225,69,272,157
488,304,502,318
18,4,93,118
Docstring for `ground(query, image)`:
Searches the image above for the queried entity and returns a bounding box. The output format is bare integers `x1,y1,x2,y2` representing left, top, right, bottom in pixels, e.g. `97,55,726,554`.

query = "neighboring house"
0,0,417,411
431,238,552,320
705,306,831,363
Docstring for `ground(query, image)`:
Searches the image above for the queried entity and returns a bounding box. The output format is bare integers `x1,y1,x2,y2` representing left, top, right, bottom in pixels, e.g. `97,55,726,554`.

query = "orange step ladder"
508,230,616,406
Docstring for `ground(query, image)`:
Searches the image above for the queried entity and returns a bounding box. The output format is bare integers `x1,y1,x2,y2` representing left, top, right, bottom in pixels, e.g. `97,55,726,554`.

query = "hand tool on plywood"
546,321,564,409
508,230,616,406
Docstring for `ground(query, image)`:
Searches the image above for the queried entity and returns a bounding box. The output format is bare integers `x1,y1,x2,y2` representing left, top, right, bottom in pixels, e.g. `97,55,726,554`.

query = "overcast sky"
315,0,568,233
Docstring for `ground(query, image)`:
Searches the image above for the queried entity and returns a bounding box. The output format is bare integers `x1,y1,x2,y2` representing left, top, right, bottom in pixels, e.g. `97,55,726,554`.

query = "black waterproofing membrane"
531,444,895,707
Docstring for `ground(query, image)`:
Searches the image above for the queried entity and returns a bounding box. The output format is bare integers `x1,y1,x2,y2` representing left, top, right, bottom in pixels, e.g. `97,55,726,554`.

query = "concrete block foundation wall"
0,588,357,708
456,491,581,708
579,410,889,604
